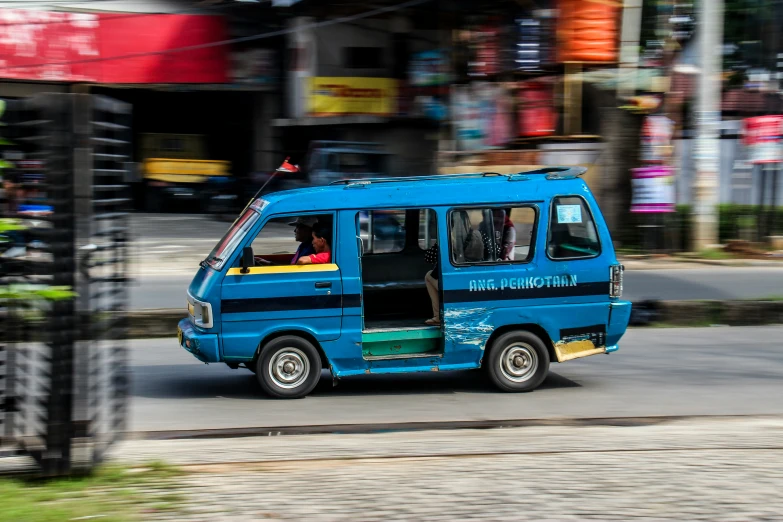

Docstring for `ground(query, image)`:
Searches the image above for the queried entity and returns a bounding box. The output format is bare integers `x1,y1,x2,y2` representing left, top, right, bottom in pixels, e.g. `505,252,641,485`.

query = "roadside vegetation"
0,462,184,522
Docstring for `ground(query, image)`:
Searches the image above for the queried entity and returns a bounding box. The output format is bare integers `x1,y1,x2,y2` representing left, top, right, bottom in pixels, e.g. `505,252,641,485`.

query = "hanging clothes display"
518,80,557,137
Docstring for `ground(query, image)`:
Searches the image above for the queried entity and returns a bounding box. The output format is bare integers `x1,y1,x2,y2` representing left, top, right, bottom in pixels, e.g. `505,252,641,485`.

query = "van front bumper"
177,318,220,363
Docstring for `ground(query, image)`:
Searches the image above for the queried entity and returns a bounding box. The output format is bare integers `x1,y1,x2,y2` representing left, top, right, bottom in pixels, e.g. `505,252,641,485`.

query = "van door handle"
315,282,332,289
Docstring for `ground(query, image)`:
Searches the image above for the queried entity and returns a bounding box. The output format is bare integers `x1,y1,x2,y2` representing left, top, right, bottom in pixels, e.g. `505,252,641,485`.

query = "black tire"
256,336,322,398
485,330,550,392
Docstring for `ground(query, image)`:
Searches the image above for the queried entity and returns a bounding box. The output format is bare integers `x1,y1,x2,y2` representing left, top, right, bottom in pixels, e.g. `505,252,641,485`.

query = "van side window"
547,196,601,259
418,209,437,250
449,207,536,265
249,214,333,265
358,210,406,254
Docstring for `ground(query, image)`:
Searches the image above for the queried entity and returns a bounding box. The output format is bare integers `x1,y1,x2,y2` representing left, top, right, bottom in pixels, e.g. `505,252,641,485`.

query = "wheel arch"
255,329,329,369
483,323,556,365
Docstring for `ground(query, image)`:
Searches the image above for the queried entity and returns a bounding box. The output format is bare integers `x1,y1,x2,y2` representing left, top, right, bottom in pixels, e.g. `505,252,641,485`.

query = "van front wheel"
256,336,322,399
486,331,550,392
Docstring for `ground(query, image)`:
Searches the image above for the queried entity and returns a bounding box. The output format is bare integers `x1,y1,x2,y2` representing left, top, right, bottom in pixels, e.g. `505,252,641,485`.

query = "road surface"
129,326,783,433
128,214,783,309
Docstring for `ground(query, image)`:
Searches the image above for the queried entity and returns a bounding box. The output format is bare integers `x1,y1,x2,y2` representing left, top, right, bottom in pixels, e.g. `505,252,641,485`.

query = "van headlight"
187,293,214,329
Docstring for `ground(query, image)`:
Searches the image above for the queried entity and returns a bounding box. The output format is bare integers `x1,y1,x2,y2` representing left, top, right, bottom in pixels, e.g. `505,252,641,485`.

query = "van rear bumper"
607,300,632,348
177,318,220,363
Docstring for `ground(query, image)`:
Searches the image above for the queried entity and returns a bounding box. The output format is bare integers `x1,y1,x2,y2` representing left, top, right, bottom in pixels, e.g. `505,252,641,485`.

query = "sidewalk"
109,415,783,464
2,416,781,520
120,416,783,521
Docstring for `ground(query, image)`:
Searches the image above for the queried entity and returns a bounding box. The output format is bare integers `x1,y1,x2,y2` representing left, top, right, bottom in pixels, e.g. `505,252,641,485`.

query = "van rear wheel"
256,336,322,399
486,331,550,392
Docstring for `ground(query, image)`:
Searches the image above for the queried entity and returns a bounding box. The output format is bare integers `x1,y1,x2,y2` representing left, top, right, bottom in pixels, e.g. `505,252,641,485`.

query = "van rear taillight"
610,264,624,298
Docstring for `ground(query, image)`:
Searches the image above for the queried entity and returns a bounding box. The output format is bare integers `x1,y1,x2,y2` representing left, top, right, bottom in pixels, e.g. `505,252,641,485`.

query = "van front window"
204,207,261,270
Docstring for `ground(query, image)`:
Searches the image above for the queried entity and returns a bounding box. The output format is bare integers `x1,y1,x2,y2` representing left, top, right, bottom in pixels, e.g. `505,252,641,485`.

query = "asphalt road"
128,326,783,433
128,213,783,309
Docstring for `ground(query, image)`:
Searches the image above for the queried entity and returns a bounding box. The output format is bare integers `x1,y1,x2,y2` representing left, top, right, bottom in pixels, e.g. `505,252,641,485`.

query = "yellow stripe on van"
226,264,339,276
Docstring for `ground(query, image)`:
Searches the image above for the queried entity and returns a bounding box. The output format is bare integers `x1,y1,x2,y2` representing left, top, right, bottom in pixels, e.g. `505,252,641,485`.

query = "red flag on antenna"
276,157,300,173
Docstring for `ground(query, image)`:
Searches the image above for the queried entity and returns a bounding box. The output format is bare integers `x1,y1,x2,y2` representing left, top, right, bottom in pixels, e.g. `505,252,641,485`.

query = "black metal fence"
618,204,783,255
0,94,131,476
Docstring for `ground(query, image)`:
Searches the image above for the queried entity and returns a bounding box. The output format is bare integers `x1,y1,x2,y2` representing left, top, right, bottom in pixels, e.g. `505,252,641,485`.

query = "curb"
618,256,783,269
629,299,783,327
122,301,783,338
128,414,763,441
129,308,185,338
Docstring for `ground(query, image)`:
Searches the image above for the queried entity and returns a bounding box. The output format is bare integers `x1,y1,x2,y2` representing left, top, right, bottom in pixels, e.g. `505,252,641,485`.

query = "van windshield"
203,207,261,270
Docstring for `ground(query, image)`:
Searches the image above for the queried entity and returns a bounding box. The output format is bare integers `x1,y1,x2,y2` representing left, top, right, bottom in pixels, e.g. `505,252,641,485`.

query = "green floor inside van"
361,325,442,359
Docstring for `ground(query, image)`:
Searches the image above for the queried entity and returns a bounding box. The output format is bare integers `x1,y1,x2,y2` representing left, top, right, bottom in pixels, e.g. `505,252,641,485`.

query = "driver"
255,216,317,266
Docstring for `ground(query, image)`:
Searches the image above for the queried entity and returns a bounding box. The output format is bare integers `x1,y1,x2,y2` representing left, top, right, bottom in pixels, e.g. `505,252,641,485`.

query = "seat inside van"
359,209,438,329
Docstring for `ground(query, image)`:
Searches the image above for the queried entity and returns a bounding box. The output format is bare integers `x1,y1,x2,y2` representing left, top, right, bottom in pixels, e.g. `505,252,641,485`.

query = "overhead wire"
0,0,432,72
0,0,248,27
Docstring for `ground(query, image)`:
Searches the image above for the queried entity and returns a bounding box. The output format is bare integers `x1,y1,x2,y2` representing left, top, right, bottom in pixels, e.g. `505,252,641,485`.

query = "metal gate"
0,94,131,475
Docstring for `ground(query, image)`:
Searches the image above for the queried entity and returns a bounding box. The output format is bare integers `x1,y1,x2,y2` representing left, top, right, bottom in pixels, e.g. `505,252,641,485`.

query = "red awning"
0,10,228,84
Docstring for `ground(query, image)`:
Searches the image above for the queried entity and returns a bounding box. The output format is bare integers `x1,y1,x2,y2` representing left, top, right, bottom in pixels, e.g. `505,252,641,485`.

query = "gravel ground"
3,417,782,520
122,416,783,521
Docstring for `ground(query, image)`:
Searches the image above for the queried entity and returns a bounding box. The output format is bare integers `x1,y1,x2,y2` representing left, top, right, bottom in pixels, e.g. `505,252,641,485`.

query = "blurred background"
1,2,783,518
0,0,781,255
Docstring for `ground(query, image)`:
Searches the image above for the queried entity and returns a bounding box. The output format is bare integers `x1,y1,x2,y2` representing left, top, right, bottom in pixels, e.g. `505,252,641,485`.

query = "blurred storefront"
271,0,622,185
0,0,625,189
274,7,443,177
0,3,286,210
3,0,780,217
433,0,622,194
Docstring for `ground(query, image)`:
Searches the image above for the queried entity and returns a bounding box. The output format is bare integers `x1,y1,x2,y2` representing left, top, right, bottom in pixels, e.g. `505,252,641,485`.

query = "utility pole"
692,0,724,251
617,0,643,100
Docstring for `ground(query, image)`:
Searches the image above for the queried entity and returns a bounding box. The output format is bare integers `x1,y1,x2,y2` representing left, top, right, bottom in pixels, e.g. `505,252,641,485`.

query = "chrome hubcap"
268,348,310,389
499,343,538,383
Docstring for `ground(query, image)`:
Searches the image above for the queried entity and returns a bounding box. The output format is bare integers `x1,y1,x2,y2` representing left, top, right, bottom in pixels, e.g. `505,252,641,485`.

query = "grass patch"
0,462,184,522
742,295,783,301
615,247,647,256
697,248,732,260
643,321,720,329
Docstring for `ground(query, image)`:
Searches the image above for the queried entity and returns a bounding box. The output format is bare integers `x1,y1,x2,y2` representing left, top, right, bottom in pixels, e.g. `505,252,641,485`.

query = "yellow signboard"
308,77,398,116
145,159,229,176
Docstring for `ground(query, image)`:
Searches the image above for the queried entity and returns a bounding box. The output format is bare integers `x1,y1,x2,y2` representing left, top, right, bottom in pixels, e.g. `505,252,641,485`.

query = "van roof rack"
330,166,587,186
331,172,496,186
511,166,587,180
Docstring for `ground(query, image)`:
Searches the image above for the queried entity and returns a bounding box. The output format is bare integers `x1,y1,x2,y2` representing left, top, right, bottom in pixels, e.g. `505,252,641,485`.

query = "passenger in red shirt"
297,224,332,265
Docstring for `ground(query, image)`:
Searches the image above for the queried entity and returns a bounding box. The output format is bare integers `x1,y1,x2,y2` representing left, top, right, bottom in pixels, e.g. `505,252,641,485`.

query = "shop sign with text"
743,115,783,164
631,166,675,213
307,77,398,116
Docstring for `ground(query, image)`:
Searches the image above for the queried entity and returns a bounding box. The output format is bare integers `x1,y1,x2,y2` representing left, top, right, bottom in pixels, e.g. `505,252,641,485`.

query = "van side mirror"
240,246,254,274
